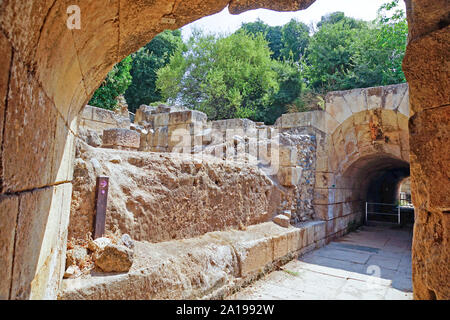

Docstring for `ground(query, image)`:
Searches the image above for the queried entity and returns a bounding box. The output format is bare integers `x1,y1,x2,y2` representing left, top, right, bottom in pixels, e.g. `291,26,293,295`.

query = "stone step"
60,221,326,300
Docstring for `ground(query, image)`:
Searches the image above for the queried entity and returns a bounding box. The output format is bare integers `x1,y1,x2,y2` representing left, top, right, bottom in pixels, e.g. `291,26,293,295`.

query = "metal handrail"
365,202,401,224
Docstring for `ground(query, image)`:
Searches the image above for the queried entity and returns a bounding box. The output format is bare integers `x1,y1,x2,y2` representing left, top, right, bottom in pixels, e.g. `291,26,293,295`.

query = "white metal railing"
365,202,401,225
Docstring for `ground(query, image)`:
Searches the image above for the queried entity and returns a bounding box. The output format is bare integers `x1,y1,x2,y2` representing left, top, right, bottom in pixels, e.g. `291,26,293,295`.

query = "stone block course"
279,146,298,166
2,57,57,193
278,167,302,187
0,195,19,299
169,110,207,125
102,128,140,150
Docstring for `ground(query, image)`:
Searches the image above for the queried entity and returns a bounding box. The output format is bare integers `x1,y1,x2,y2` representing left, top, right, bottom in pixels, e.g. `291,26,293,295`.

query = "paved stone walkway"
230,224,413,300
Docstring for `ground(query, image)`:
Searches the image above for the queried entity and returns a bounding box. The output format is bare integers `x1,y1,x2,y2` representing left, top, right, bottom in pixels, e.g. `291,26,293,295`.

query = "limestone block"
225,118,256,132
151,146,168,153
353,110,371,126
341,88,367,114
81,105,94,120
315,172,336,188
52,116,76,183
305,224,315,246
313,188,334,205
135,105,157,124
325,93,353,124
380,109,399,129
35,0,85,117
238,238,273,277
280,112,312,129
152,126,169,147
354,124,372,148
308,111,339,134
365,86,383,110
211,120,227,132
315,155,330,173
81,119,119,134
383,83,408,111
313,203,342,221
67,0,119,97
11,183,72,300
313,221,326,242
0,195,19,299
272,233,290,259
168,123,202,148
153,113,169,127
118,0,175,57
92,107,123,125
3,57,57,193
401,149,410,162
384,131,400,145
378,142,402,159
138,130,152,151
342,201,354,216
0,1,56,65
409,106,450,211
278,167,302,187
403,26,449,113
169,110,207,125
102,128,140,150
398,89,410,117
0,33,12,183
201,125,213,145
273,215,290,228
326,219,336,236
279,146,298,166
156,105,172,113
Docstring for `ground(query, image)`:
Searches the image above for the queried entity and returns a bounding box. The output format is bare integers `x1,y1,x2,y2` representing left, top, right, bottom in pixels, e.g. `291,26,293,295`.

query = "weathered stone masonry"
0,0,448,300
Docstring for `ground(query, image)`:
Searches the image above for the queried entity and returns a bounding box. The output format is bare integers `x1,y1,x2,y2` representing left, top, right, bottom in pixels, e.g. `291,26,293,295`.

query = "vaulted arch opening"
0,0,448,300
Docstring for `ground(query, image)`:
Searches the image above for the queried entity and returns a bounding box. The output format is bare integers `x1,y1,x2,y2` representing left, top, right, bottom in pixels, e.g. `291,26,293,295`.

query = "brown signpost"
94,176,109,239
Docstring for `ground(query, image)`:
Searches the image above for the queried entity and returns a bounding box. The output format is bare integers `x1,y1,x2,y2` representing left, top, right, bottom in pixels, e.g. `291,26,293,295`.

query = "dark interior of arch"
344,155,412,224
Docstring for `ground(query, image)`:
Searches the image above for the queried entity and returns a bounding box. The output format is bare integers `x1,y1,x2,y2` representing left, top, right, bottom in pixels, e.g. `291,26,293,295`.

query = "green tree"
263,59,303,123
280,19,310,61
88,56,133,110
304,15,368,92
124,30,183,113
157,30,281,122
349,0,407,87
240,20,284,60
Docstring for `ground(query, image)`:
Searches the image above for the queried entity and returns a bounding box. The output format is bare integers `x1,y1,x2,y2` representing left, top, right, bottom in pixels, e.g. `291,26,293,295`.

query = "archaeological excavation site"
0,0,448,302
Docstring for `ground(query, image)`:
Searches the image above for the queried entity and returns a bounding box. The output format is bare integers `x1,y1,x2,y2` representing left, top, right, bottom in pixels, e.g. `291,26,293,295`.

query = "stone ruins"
59,83,413,299
0,0,448,301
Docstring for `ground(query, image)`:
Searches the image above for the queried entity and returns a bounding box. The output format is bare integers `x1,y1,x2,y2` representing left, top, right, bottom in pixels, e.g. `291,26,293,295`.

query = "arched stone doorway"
0,0,448,300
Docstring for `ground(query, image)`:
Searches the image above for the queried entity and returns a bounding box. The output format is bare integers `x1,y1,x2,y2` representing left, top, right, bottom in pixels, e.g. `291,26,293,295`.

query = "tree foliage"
89,1,407,125
156,30,284,122
88,56,133,110
304,4,407,93
124,30,182,113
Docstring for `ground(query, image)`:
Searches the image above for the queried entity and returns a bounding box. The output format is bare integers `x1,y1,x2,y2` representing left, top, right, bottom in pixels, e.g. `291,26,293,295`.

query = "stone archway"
0,0,448,300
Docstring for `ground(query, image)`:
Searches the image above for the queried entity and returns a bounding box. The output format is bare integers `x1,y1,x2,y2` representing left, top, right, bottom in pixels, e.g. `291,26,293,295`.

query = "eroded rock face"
68,140,286,242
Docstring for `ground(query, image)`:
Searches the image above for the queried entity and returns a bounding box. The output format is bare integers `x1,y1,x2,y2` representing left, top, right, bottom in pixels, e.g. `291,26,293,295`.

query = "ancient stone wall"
277,83,411,242
0,0,447,300
402,0,450,300
79,105,131,134
73,84,410,246
69,140,287,243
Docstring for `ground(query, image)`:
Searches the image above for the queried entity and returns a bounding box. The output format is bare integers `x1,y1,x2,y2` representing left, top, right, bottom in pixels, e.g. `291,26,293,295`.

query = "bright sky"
181,0,405,39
